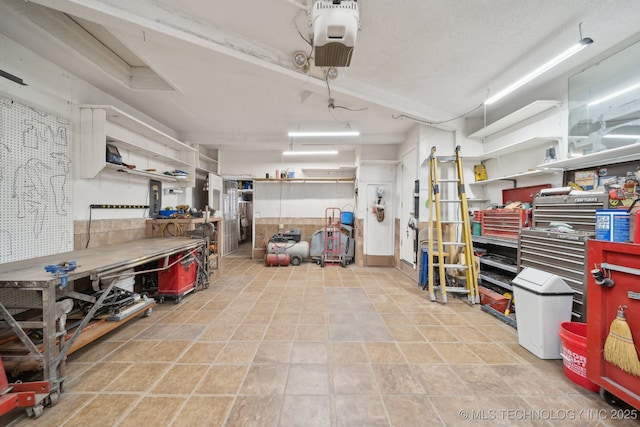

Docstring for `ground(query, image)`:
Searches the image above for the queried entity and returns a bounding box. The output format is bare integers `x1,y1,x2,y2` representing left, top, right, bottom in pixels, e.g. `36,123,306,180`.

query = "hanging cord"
393,103,484,126
325,75,368,112
86,206,93,248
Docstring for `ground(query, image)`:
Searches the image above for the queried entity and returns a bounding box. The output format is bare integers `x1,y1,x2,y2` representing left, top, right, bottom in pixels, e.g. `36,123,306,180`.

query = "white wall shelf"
468,168,563,186
537,143,640,170
468,100,560,139
360,160,400,165
464,136,561,161
104,162,183,182
254,178,355,183
79,105,196,186
196,145,219,174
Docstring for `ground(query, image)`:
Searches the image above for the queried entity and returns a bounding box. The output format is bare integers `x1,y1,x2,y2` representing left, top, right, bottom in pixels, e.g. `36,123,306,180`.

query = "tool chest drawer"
481,209,529,239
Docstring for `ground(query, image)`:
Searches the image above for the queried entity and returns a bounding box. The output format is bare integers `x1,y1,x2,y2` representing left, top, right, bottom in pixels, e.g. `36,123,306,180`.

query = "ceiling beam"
27,0,453,125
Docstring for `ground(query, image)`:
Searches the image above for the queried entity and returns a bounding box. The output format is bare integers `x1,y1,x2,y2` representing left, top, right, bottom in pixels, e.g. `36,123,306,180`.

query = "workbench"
0,237,206,412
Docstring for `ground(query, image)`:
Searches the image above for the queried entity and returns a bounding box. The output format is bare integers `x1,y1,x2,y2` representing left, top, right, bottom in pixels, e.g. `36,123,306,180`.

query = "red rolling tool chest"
586,240,640,410
157,249,198,303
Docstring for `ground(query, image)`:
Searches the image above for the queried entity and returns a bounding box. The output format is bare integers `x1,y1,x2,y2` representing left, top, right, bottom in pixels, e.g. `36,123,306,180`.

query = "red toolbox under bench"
157,249,198,303
586,240,640,410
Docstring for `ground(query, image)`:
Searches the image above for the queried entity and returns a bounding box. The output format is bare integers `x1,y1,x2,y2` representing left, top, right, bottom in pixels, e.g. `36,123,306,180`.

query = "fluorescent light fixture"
282,150,338,156
603,134,640,139
485,37,593,106
287,131,360,137
587,81,640,106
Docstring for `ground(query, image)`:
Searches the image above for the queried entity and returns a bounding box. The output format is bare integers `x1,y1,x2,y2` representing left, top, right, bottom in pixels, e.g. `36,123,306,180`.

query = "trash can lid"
511,267,574,295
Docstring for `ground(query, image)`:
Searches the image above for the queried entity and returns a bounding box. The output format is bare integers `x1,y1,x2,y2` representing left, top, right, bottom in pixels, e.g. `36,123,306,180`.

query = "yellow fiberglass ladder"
427,145,479,304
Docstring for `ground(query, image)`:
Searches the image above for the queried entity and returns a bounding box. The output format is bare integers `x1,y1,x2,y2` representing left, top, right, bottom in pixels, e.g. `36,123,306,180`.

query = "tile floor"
3,250,639,426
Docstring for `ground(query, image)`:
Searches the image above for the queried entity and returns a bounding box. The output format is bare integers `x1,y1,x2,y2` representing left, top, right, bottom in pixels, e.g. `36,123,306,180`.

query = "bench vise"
44,261,77,288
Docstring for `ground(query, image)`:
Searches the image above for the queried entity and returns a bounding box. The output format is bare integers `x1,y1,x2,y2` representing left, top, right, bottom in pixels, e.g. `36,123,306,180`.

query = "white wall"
0,34,190,222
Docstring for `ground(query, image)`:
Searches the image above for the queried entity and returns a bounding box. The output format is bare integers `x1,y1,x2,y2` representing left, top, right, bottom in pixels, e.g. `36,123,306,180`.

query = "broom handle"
601,262,640,277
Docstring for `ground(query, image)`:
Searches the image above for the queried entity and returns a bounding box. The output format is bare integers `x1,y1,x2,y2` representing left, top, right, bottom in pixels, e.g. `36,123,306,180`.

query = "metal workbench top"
0,238,204,287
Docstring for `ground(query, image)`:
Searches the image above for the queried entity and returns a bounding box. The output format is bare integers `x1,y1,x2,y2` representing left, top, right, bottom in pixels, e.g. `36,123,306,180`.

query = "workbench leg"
41,285,59,393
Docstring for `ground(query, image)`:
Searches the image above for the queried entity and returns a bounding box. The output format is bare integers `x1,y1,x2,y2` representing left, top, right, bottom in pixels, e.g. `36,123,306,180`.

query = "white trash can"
511,267,574,359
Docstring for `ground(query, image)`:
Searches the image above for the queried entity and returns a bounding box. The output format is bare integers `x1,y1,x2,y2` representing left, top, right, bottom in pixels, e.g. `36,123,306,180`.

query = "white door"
400,148,417,266
364,183,393,256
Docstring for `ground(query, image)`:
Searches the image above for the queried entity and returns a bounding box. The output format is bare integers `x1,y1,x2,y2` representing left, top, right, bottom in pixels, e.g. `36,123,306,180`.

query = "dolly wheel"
599,387,620,405
290,255,302,266
26,404,44,418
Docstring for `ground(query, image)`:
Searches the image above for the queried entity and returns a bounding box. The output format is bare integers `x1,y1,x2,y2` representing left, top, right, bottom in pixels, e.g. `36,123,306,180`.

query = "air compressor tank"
267,241,310,266
265,253,291,267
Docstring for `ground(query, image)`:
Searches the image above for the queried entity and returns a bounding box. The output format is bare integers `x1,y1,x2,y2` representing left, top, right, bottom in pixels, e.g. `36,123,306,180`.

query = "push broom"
604,305,640,376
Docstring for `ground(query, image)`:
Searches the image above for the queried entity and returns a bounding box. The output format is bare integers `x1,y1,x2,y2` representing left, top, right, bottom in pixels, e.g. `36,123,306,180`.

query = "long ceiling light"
484,37,593,106
587,81,640,107
282,150,339,156
287,131,360,137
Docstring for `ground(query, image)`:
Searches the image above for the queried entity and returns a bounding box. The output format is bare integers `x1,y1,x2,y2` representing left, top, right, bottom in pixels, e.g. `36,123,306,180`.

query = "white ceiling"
2,0,640,152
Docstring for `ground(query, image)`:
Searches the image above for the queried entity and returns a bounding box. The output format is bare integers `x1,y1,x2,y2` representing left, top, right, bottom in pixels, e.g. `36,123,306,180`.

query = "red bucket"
559,322,598,392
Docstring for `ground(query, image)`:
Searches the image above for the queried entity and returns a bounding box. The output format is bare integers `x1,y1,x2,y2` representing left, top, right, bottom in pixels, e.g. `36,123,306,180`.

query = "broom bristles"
604,317,640,377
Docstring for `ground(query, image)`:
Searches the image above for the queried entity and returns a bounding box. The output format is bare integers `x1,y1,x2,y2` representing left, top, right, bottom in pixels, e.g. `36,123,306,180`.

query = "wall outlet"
279,224,284,229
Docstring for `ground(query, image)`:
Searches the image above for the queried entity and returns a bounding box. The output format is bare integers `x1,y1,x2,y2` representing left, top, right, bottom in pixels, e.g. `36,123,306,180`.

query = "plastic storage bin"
511,267,574,359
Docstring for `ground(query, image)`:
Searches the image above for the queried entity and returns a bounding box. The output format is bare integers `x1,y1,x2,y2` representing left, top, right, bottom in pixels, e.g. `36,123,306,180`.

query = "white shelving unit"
466,100,562,186
195,145,219,174
79,105,196,186
468,100,560,139
465,136,561,161
468,168,563,186
538,142,640,170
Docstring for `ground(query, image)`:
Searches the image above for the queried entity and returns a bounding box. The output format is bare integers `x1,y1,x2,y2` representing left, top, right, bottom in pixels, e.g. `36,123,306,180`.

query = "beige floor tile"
383,395,443,427
195,365,249,395
105,362,170,392
387,325,426,342
291,342,328,364
119,396,186,427
365,342,406,363
225,395,283,427
335,394,389,427
329,342,370,364
398,342,445,364
413,364,473,395
418,325,461,342
230,323,268,341
280,395,332,426
263,323,297,341
172,395,234,425
215,342,259,363
253,341,293,364
431,342,484,364
286,364,330,395
371,363,426,394
64,394,137,427
239,364,289,395
152,364,210,394
178,342,225,363
331,364,378,395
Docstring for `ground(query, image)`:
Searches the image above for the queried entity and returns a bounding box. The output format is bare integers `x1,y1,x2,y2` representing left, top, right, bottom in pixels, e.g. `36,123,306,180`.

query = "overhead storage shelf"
81,104,195,153
468,100,560,139
465,136,561,161
538,143,640,170
79,105,196,185
468,168,562,186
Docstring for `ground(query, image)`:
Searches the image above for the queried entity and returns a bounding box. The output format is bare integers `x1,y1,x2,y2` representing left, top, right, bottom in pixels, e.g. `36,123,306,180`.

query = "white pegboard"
0,97,73,263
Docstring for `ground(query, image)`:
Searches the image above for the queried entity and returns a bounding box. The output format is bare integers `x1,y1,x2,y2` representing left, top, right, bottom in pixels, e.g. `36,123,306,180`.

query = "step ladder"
426,145,479,304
